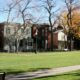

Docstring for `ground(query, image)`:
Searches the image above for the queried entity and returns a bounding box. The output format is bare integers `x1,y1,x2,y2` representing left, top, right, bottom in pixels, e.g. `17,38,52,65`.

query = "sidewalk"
5,65,80,80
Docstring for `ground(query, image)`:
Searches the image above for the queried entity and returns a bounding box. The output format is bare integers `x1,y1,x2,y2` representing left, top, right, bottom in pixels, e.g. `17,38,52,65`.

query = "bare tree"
41,0,59,51
1,0,61,52
4,0,42,52
14,0,33,52
15,0,44,52
2,0,21,52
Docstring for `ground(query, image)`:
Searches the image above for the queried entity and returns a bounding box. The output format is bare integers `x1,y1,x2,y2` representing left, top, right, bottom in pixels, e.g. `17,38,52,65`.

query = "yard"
0,51,80,75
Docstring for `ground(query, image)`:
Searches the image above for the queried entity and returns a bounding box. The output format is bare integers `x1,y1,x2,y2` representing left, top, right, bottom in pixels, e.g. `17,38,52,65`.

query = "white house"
54,29,67,50
0,22,33,52
58,30,67,50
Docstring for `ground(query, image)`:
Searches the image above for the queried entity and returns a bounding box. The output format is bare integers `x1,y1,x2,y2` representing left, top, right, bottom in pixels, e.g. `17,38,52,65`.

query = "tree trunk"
49,15,53,51
16,39,20,53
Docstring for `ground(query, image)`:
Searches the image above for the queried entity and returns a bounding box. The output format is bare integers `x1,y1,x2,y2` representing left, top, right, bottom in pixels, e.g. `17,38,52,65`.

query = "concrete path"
5,65,80,80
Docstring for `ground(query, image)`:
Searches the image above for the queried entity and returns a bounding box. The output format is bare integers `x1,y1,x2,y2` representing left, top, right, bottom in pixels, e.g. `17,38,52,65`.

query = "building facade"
0,22,33,52
0,22,79,52
31,24,67,51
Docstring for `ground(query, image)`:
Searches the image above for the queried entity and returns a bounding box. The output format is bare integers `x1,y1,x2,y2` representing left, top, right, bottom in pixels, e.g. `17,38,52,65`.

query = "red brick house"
32,24,68,51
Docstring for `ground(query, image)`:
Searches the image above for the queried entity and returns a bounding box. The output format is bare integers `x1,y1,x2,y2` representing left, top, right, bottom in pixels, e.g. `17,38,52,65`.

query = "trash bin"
0,72,5,80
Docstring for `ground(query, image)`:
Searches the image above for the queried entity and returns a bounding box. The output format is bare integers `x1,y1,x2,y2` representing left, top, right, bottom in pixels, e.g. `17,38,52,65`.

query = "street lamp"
35,29,38,54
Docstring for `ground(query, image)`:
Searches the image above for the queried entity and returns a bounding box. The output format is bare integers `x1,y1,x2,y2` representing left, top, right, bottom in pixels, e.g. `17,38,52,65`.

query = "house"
0,22,33,52
1,22,78,52
32,24,67,51
32,24,50,50
19,24,33,51
0,22,20,52
54,30,67,50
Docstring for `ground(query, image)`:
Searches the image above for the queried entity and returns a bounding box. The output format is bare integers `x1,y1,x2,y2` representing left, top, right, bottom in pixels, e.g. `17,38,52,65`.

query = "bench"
0,72,5,80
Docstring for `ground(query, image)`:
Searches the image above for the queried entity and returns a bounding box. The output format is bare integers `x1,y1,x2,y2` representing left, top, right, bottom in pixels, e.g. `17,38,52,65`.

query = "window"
21,28,24,33
28,42,32,46
6,27,10,34
26,29,29,34
42,29,44,36
26,28,31,35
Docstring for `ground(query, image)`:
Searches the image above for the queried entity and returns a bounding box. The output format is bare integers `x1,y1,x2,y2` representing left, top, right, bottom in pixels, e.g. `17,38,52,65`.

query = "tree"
60,8,80,38
60,0,80,50
64,0,75,50
1,0,31,52
14,0,32,52
41,0,59,51
2,0,22,52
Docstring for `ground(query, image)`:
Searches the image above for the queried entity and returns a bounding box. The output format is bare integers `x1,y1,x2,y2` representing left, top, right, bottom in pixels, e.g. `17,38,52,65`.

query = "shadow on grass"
0,69,26,75
33,70,80,80
27,68,51,72
0,68,51,75
0,68,80,80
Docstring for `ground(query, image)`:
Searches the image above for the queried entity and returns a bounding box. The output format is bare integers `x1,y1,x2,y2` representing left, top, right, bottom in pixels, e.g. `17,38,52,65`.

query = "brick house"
32,24,67,51
32,24,49,50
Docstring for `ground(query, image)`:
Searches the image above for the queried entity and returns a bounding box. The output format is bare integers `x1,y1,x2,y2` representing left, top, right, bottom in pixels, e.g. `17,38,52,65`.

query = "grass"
0,51,80,74
33,70,80,80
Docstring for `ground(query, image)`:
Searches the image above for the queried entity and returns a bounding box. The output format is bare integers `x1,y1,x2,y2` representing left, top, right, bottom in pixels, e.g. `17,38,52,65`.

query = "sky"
0,0,65,23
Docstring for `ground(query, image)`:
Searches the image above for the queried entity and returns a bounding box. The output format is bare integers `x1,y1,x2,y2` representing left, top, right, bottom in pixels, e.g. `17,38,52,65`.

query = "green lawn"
33,70,80,80
0,51,80,74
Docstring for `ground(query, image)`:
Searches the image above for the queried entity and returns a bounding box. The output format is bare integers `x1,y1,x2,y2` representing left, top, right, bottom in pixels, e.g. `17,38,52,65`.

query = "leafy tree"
61,0,79,50
60,4,80,50
61,8,80,38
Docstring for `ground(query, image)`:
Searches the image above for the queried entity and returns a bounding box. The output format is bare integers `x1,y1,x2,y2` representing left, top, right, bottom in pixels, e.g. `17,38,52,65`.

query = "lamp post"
35,29,38,54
